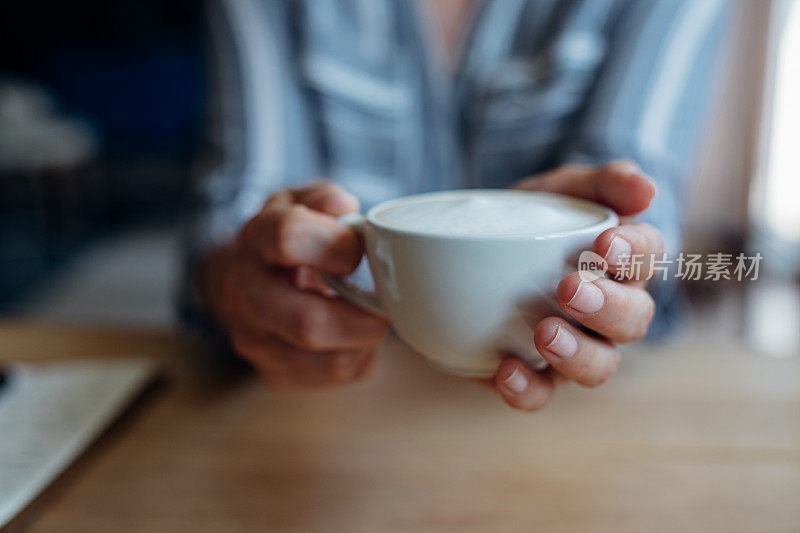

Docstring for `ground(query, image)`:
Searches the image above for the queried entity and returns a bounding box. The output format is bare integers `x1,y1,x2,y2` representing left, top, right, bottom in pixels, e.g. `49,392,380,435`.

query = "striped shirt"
185,0,730,333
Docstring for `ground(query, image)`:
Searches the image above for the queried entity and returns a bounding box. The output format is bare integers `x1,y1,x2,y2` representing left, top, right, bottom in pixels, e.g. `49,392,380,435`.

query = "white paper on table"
0,358,156,529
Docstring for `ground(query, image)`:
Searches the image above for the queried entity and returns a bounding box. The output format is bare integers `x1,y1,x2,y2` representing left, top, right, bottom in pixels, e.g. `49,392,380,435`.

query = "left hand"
485,160,662,411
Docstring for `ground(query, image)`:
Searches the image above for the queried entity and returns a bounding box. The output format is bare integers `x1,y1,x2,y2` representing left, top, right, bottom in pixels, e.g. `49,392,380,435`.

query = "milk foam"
374,192,604,236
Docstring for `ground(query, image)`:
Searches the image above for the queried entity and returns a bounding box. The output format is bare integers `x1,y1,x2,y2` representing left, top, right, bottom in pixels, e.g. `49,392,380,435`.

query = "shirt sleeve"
560,0,731,257
559,0,731,336
179,0,319,328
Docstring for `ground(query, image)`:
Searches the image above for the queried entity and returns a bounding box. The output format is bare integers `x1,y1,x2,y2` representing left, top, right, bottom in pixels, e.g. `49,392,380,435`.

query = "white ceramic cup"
322,189,618,378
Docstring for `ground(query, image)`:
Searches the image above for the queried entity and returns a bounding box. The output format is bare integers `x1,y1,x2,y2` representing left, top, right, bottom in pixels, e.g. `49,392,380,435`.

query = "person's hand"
488,160,661,411
201,181,389,388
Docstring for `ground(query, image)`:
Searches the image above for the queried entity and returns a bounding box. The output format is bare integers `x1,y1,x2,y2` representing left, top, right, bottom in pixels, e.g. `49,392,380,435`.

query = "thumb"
293,180,360,216
261,180,360,216
514,160,656,217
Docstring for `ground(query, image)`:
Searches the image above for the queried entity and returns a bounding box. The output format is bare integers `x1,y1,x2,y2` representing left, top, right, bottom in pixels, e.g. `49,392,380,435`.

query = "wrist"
198,242,239,332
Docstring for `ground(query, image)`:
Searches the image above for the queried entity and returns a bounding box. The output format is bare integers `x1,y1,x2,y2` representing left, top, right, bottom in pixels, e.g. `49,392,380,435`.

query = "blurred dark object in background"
0,82,101,304
0,0,204,309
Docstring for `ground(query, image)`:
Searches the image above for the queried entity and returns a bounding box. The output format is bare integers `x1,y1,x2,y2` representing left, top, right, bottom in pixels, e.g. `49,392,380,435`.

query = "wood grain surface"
1,321,798,532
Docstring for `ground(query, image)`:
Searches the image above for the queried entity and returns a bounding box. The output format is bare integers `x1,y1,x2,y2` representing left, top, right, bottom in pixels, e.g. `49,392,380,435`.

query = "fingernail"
567,281,604,314
604,235,632,266
612,160,641,174
545,325,578,359
501,367,529,394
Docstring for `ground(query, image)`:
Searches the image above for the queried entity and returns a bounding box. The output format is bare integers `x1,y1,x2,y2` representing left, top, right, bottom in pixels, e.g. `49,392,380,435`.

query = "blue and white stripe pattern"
186,0,730,330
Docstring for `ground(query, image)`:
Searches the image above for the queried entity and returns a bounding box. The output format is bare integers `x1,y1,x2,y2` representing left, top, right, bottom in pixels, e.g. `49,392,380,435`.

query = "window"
751,0,800,248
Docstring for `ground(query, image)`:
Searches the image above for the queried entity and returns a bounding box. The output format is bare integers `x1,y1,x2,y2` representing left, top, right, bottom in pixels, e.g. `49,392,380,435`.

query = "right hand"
202,181,389,388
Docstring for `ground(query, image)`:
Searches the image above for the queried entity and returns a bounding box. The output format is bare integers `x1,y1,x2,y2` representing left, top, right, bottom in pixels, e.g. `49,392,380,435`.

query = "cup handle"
320,213,387,318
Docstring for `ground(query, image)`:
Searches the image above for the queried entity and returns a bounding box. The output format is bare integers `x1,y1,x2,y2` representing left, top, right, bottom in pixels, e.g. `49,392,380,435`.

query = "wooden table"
1,321,799,532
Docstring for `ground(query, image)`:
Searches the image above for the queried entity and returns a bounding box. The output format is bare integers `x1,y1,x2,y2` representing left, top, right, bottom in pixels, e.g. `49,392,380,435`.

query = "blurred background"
0,0,202,325
0,0,798,355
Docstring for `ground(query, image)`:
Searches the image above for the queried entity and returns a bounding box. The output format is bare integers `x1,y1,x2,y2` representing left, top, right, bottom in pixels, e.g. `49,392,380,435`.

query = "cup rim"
365,189,618,241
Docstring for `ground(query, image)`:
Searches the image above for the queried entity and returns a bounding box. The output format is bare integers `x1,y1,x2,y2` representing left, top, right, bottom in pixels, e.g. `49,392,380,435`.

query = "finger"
231,329,375,388
494,358,556,412
514,160,656,216
239,203,362,274
474,364,566,390
593,223,664,283
289,266,337,296
556,272,655,344
533,317,621,387
232,258,388,350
